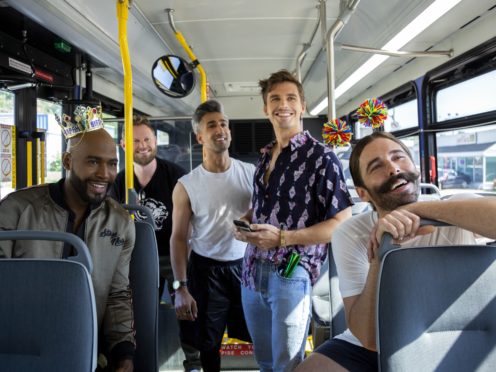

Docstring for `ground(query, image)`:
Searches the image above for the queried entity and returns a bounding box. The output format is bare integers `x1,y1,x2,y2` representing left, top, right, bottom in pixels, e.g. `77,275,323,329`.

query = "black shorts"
180,251,251,351
315,338,378,372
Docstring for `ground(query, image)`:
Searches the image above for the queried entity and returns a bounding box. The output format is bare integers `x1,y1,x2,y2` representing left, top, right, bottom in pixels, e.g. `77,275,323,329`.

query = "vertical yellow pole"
26,140,32,186
116,0,134,204
39,138,45,184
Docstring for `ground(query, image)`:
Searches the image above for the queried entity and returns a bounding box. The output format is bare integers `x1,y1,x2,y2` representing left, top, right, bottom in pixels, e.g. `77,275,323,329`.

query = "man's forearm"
285,208,351,247
406,198,496,239
170,238,189,280
346,261,380,351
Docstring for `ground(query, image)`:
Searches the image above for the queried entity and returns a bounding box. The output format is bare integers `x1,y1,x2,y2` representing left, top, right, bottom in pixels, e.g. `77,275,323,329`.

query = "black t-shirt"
110,157,186,257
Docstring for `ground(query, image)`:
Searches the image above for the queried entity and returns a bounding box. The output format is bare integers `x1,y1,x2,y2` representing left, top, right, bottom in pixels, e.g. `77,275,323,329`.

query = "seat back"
311,256,330,347
129,220,160,372
0,231,97,372
311,244,347,347
377,225,496,371
328,244,347,338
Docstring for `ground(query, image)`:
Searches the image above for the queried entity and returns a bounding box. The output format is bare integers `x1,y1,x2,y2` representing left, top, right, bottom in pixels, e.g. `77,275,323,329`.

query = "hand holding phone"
233,219,253,232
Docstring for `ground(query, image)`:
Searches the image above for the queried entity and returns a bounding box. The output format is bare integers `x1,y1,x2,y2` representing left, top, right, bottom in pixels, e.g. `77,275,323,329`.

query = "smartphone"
233,219,253,232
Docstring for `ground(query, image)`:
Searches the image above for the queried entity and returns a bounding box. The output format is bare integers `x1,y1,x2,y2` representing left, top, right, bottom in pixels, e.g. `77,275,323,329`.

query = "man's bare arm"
403,197,496,239
342,261,380,351
170,182,192,282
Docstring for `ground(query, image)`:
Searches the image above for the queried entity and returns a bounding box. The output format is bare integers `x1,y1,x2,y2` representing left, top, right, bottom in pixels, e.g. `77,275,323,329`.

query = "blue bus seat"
0,230,97,372
377,221,496,371
128,217,160,372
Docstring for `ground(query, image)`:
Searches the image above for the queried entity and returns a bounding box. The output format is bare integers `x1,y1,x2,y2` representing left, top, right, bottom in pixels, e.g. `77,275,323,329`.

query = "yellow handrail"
116,0,134,204
11,126,16,189
26,140,32,187
174,31,207,103
38,137,45,184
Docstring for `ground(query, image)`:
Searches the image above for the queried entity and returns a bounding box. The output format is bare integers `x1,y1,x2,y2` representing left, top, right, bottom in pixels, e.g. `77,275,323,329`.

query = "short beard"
133,147,157,166
69,171,110,206
367,170,420,212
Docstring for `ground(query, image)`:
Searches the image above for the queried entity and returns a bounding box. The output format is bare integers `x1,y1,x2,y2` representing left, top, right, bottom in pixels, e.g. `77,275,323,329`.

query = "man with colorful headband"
296,131,496,372
0,102,136,372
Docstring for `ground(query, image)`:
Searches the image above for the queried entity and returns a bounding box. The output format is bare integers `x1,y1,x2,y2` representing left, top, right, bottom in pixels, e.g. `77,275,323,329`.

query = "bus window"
157,130,170,146
399,135,420,171
384,99,418,132
101,116,120,167
436,70,496,122
37,99,62,184
436,124,496,196
1,89,15,199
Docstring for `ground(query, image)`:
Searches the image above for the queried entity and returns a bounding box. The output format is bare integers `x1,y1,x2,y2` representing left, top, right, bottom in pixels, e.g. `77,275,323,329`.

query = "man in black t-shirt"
110,116,201,372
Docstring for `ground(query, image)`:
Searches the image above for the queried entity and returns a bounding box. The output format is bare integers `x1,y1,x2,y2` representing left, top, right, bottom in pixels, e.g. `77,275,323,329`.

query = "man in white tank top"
297,132,496,371
170,100,255,372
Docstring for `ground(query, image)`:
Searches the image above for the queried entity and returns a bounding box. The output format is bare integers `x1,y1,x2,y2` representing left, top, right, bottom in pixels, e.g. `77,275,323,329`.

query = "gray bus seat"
123,204,158,230
0,230,97,372
126,207,160,372
311,256,330,347
311,244,347,348
377,220,496,371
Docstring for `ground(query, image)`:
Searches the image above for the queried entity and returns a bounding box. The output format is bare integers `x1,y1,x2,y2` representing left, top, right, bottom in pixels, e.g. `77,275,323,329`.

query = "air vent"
224,82,260,93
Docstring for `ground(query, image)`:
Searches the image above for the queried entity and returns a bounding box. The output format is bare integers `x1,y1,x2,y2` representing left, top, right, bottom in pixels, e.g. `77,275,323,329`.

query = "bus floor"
158,304,314,371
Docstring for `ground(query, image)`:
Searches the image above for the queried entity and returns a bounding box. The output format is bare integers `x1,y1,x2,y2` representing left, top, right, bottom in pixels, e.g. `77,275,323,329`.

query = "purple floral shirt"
242,131,353,289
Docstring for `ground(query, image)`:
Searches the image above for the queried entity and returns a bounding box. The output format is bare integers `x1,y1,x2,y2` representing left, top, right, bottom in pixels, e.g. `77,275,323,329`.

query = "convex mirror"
151,55,195,98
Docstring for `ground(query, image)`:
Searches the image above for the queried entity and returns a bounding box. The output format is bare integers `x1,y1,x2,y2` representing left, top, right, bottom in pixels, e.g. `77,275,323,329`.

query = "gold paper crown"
55,103,104,139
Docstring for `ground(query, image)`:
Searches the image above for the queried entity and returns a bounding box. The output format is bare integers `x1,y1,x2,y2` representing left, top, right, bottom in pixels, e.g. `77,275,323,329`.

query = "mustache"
377,170,420,193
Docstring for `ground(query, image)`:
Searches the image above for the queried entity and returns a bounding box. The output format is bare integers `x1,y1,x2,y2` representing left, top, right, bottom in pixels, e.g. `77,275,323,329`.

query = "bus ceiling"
4,0,496,120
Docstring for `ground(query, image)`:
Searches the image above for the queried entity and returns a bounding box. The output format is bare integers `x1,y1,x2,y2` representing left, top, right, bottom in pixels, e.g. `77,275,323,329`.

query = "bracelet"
280,227,286,247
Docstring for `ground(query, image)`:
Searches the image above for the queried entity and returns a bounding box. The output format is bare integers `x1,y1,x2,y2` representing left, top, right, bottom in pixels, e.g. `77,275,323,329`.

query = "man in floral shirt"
234,70,353,371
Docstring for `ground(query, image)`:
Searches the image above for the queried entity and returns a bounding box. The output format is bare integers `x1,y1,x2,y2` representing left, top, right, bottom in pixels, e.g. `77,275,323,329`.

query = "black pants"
181,251,251,372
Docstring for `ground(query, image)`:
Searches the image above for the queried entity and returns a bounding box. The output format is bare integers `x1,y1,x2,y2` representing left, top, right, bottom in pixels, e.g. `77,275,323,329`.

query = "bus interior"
1,0,496,371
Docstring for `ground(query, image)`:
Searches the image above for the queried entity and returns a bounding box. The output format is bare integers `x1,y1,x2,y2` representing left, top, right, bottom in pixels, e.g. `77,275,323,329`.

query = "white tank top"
179,158,255,261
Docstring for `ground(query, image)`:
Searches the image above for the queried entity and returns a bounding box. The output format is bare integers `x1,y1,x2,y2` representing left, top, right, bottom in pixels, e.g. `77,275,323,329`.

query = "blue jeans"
242,260,311,372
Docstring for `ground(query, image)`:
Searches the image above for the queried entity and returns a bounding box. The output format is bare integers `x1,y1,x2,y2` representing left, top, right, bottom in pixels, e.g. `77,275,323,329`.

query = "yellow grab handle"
116,0,135,204
175,31,207,102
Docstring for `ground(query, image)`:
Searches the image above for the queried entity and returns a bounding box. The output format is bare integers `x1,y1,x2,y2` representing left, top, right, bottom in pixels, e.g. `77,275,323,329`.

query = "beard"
367,170,420,212
134,146,157,166
69,170,112,206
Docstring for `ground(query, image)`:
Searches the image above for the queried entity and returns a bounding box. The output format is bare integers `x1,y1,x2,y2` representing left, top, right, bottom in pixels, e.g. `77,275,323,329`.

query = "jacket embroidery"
100,228,125,246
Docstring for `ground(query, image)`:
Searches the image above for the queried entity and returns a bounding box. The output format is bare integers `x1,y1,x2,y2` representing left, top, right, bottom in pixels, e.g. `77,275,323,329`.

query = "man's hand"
115,358,133,372
367,209,435,262
234,223,280,250
174,287,197,321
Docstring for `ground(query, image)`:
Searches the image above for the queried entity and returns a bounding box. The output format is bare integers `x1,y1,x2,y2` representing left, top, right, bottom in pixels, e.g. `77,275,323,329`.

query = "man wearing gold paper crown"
0,102,136,372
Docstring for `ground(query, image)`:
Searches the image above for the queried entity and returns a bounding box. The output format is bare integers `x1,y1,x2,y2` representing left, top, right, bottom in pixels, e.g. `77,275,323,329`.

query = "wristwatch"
172,279,188,290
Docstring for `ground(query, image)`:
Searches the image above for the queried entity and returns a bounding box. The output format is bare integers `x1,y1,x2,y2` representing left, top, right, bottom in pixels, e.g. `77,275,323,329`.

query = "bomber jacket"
0,180,136,360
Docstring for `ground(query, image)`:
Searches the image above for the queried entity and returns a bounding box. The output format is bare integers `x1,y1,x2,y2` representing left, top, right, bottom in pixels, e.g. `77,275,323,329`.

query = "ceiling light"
310,0,463,116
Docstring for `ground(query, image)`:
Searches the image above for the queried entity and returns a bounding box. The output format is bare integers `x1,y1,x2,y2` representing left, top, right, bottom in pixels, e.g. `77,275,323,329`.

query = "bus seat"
311,256,330,347
328,244,347,339
129,220,160,372
0,230,97,372
377,222,496,371
311,244,347,348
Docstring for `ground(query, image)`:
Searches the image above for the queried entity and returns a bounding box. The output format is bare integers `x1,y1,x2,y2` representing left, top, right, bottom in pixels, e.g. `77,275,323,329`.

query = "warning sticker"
8,57,33,75
1,124,13,154
1,155,12,182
